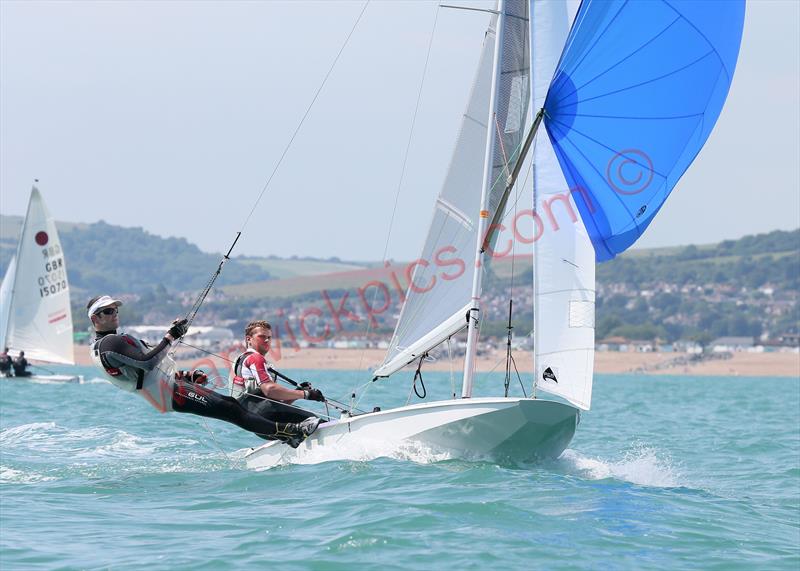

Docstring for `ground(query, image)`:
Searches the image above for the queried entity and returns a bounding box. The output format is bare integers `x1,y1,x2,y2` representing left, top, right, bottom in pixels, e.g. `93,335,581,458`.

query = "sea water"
1,367,798,570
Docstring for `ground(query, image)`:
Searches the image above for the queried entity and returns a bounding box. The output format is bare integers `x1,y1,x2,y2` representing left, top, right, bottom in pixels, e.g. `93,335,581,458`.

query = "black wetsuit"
241,396,315,426
12,357,31,377
92,331,299,440
0,354,12,376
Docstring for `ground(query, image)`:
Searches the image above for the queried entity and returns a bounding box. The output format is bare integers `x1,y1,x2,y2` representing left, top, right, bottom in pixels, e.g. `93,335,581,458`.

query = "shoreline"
73,345,799,378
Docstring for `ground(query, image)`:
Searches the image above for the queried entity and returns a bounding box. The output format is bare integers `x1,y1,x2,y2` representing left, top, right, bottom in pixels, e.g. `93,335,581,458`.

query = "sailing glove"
304,388,325,402
168,319,189,339
298,381,312,390
190,369,208,385
175,369,208,385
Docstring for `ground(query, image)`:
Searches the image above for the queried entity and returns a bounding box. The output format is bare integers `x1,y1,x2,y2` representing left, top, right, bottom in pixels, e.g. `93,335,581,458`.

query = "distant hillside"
223,229,800,300
597,229,799,290
1,210,796,342
0,216,275,297
0,215,370,301
219,229,800,344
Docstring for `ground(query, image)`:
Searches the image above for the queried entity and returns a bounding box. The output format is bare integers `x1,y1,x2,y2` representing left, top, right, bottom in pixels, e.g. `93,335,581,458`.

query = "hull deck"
245,397,579,470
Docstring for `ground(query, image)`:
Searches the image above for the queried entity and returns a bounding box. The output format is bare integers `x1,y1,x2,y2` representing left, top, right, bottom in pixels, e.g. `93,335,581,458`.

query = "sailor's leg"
171,382,318,446
242,395,317,424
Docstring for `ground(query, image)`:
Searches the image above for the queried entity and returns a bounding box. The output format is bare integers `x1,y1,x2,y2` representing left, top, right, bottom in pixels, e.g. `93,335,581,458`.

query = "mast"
461,0,506,399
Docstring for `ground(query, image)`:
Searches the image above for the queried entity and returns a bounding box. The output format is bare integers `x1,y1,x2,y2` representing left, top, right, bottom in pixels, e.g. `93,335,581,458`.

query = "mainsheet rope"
176,339,362,418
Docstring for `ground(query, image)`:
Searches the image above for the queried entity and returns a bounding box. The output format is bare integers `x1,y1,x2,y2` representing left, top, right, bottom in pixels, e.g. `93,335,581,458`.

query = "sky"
1,0,798,262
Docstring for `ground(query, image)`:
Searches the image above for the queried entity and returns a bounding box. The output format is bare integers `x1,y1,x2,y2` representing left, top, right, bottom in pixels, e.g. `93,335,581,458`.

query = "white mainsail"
374,12,498,378
0,187,75,364
531,0,595,410
0,256,16,349
376,0,531,378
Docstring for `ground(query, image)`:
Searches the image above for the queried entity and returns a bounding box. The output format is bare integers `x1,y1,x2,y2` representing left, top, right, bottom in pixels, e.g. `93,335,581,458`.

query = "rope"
199,418,232,462
177,340,366,415
178,340,234,363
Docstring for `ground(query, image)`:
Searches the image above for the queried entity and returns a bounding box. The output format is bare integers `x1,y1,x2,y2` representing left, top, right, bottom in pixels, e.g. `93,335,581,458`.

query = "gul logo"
187,391,208,404
35,231,49,246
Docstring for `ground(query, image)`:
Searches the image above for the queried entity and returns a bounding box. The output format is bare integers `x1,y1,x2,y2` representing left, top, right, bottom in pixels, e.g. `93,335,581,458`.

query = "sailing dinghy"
0,186,81,383
246,0,745,469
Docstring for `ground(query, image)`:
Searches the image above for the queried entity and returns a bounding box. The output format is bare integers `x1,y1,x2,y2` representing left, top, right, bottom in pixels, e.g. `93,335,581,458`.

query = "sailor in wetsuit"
87,295,319,447
12,351,31,377
0,347,12,376
230,320,324,429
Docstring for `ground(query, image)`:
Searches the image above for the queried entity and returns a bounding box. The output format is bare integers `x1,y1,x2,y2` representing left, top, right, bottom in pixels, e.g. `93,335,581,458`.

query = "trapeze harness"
90,331,295,438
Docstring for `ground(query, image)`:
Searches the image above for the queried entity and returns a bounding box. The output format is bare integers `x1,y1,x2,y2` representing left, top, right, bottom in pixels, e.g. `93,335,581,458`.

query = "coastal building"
125,325,234,348
710,336,754,353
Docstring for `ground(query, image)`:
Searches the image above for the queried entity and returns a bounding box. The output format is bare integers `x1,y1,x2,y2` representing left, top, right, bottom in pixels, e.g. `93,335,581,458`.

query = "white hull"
1,373,82,383
245,397,579,470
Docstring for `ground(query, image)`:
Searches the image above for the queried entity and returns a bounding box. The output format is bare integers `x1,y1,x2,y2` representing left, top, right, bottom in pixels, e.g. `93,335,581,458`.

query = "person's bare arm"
248,353,305,403
260,381,305,403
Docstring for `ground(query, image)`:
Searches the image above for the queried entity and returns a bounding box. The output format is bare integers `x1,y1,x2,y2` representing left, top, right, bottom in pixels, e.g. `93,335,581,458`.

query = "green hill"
0,216,274,296
1,211,796,342
220,229,800,344
0,215,370,301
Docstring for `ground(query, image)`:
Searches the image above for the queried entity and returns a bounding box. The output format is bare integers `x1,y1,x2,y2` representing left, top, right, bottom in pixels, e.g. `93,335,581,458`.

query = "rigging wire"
506,132,536,396
240,0,371,234
351,3,441,411
183,1,371,327
447,336,455,399
200,418,232,462
176,339,361,416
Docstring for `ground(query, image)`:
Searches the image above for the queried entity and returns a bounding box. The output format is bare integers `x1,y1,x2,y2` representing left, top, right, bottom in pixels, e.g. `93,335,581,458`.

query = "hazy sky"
1,0,798,261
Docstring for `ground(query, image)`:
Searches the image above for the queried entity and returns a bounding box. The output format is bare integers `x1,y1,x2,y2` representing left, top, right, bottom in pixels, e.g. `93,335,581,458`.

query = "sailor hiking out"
0,347,12,376
230,320,324,431
12,351,31,377
87,295,319,447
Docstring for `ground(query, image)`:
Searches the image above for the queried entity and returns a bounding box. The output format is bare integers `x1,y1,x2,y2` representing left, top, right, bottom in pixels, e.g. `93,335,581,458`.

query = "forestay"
531,0,595,410
0,187,75,364
376,0,530,378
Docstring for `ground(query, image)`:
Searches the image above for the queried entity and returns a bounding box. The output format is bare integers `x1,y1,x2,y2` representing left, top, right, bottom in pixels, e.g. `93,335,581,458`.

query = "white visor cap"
88,295,123,318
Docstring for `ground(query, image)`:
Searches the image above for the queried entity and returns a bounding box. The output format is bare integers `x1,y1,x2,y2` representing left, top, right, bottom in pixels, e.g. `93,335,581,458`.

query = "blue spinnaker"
542,0,745,261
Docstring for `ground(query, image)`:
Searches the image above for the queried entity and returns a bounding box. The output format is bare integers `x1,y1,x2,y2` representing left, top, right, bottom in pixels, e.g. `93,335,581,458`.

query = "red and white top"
230,348,275,400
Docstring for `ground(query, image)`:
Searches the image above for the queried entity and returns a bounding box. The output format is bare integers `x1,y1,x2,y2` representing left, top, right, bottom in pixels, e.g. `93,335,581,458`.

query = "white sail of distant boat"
245,0,745,469
0,185,80,382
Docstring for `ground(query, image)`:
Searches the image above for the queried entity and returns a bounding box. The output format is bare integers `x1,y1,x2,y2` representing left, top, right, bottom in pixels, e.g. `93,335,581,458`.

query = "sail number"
37,256,67,297
39,280,67,297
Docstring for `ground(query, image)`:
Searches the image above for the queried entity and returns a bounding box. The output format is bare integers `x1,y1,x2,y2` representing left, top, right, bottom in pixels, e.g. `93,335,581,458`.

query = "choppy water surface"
1,367,798,570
